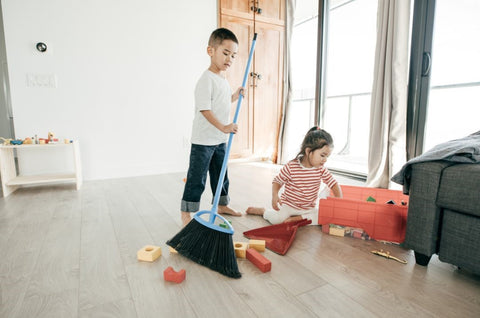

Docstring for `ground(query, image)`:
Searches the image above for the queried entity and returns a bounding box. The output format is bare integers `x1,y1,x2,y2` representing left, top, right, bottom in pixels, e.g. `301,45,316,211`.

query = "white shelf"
6,173,77,186
0,141,82,197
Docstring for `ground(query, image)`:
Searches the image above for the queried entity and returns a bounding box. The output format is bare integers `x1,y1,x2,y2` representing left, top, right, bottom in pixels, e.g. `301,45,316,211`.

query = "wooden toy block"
137,245,162,262
163,266,186,283
169,246,178,254
234,242,248,258
352,229,364,239
246,248,271,273
329,227,345,237
248,239,266,252
322,224,330,234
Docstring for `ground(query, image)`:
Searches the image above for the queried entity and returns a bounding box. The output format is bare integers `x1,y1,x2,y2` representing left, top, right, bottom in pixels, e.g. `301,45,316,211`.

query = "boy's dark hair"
208,28,238,47
296,126,334,159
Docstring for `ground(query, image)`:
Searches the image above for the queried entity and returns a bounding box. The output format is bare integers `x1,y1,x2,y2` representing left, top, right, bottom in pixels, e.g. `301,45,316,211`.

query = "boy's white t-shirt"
191,70,232,146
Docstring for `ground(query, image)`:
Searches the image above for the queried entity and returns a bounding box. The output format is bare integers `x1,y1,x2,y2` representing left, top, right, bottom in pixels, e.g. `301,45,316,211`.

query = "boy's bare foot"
181,211,191,227
245,207,265,216
218,205,242,216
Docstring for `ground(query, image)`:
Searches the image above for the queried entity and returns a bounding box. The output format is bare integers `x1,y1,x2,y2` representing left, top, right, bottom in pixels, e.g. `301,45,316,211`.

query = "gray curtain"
277,0,296,164
366,0,411,189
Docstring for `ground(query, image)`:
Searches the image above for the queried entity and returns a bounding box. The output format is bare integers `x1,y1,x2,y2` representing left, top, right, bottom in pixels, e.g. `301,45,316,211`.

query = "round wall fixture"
36,42,47,52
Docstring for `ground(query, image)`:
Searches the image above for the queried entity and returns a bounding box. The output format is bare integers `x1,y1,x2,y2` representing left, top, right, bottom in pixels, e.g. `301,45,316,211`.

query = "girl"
246,126,342,224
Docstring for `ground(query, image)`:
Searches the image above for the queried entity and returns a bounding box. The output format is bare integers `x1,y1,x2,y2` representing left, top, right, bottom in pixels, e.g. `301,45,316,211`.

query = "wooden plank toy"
248,239,266,252
169,246,178,254
163,266,186,283
246,248,271,273
137,245,162,262
234,242,248,258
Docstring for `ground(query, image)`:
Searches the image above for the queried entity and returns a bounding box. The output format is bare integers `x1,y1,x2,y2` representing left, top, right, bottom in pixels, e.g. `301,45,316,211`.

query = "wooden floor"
1,162,479,318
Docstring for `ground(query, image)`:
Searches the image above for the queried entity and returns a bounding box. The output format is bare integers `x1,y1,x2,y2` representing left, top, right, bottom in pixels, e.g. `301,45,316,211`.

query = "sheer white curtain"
366,0,411,188
277,0,296,164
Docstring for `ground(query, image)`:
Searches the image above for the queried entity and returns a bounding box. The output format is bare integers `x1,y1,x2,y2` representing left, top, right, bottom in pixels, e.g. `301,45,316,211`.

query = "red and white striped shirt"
273,158,337,210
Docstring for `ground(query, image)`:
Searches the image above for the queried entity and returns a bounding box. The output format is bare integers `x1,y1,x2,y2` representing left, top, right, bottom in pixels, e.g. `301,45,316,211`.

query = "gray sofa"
403,161,480,274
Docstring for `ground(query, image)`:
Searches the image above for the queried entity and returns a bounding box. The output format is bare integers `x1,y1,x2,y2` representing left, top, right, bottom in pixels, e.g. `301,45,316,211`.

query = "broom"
166,33,258,279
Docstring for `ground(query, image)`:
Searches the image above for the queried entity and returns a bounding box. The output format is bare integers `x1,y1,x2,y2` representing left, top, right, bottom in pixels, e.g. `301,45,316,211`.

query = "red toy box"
318,185,409,243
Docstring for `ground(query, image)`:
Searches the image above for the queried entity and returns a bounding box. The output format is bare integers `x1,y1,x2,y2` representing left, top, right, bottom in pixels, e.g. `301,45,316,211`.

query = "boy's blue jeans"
181,143,230,212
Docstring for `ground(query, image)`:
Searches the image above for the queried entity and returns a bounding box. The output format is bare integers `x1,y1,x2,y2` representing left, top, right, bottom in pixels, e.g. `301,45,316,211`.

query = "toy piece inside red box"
318,185,409,243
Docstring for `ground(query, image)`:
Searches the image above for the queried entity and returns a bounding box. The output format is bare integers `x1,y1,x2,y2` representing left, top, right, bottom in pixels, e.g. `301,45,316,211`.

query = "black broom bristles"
166,219,241,279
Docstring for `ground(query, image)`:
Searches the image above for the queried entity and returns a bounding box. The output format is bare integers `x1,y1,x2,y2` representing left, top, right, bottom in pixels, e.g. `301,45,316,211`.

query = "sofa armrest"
403,161,454,257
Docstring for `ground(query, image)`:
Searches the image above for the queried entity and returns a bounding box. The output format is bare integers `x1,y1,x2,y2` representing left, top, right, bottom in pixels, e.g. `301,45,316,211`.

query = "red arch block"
163,266,186,283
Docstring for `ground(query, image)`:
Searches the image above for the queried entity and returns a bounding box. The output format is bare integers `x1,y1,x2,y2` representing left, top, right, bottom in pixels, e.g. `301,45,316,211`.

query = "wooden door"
254,0,285,25
252,21,284,161
220,15,255,158
219,0,285,162
220,0,254,20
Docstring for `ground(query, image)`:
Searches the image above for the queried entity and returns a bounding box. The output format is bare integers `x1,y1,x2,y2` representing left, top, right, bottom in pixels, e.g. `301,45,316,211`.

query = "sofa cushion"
437,163,480,217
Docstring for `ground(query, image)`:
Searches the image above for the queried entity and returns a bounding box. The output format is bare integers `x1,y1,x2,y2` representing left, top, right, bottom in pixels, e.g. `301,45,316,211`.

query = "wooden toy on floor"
163,266,186,283
169,246,178,254
234,242,248,258
137,245,162,262
329,225,348,237
371,249,407,264
246,248,271,272
248,239,265,252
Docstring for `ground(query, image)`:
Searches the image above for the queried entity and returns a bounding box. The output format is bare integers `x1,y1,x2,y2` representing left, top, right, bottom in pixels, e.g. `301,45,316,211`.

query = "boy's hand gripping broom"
166,33,257,278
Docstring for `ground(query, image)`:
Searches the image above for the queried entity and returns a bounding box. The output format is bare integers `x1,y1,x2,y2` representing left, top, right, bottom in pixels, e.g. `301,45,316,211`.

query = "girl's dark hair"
296,126,334,159
208,28,239,47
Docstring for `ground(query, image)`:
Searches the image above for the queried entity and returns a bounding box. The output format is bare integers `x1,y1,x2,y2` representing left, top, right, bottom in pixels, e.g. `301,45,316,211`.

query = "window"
284,0,319,161
407,0,480,158
423,0,480,150
321,0,377,176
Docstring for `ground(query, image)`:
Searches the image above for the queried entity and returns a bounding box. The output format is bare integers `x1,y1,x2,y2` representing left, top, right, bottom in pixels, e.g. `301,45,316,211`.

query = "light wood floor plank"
78,182,133,312
297,284,377,317
17,288,78,318
78,297,137,318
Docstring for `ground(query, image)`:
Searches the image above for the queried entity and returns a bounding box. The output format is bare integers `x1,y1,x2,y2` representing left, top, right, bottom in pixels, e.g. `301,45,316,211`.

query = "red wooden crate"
318,185,409,243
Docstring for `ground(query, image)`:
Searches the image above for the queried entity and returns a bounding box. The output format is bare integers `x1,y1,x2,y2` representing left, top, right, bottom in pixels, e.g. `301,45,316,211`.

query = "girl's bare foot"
218,205,242,216
181,211,191,227
245,207,265,216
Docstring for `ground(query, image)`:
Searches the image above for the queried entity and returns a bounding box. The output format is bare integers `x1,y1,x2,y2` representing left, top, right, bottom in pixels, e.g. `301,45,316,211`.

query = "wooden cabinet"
220,0,285,162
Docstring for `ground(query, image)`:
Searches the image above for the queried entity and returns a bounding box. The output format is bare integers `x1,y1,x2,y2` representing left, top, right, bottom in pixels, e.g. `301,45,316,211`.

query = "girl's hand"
283,216,303,223
272,195,281,211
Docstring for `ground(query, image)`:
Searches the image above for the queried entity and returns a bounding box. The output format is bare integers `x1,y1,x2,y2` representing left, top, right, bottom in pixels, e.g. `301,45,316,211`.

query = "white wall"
1,0,217,180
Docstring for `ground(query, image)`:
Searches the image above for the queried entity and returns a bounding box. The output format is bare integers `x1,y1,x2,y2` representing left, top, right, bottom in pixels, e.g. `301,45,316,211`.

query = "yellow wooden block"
169,246,178,254
234,242,248,258
137,245,162,262
329,227,345,237
248,239,266,252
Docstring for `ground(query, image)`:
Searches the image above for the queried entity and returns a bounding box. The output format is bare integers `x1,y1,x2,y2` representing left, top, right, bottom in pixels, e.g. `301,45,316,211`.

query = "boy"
181,28,244,226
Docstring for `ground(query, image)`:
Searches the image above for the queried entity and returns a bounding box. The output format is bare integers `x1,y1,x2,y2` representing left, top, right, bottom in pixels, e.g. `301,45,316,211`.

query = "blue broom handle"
210,33,257,217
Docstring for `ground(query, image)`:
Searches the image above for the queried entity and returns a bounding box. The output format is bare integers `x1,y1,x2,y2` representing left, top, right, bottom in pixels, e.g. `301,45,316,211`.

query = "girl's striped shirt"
273,158,337,210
